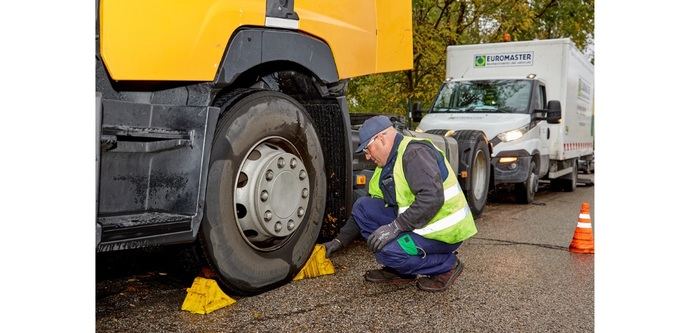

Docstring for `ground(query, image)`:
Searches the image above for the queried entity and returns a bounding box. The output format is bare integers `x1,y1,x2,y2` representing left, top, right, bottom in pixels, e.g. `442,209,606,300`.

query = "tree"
347,0,594,116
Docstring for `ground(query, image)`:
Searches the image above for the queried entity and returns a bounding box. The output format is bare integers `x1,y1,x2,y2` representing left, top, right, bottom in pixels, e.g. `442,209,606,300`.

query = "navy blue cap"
355,115,393,153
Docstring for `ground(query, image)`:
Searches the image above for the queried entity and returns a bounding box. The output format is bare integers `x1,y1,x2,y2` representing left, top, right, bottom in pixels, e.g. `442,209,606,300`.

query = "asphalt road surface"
97,175,594,332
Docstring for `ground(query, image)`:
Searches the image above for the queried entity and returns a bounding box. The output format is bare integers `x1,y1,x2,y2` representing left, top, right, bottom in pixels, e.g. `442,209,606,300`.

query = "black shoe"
364,267,416,284
416,261,464,292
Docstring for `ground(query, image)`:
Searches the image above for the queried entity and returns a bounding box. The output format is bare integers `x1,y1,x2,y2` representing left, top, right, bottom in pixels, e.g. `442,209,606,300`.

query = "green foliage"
347,0,594,116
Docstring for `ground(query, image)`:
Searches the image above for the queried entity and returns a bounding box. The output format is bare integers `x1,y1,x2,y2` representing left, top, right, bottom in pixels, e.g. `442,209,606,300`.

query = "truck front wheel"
200,90,326,295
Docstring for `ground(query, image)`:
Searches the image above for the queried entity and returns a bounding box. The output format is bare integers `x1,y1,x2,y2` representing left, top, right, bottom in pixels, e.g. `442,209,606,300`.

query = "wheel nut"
290,158,297,169
302,188,308,198
299,170,307,180
297,207,304,217
278,157,285,168
275,222,283,232
261,191,269,202
266,170,274,181
264,210,272,222
287,220,295,231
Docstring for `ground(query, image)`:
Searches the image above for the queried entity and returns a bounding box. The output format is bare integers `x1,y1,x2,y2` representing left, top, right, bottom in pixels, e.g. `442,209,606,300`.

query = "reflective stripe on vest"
398,184,462,214
413,206,470,236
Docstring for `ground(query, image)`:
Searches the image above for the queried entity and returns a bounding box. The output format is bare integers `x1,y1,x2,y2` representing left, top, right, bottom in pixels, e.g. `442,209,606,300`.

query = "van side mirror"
410,101,424,123
534,100,562,124
545,100,561,124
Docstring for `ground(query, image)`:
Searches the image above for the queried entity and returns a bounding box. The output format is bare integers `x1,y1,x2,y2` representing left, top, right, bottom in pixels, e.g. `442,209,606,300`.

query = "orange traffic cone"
569,202,594,254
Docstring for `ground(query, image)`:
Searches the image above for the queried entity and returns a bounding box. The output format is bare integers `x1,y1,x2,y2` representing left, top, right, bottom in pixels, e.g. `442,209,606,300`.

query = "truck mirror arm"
533,100,562,123
533,110,548,120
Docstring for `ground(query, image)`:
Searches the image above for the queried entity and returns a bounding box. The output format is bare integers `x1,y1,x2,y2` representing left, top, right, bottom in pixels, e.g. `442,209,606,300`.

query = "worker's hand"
323,239,343,257
367,220,402,252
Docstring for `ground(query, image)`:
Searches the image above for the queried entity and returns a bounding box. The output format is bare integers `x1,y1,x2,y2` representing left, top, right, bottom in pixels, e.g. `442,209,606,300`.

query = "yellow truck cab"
96,0,412,295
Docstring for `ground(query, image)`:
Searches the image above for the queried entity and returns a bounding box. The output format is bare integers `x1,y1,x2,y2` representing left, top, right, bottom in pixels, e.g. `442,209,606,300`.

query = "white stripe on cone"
577,222,592,229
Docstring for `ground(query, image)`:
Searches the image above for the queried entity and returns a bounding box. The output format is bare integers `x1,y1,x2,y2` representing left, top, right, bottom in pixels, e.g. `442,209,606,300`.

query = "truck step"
98,212,192,244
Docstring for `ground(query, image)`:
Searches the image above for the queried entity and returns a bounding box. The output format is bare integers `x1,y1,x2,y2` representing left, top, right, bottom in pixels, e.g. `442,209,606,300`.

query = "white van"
414,38,594,204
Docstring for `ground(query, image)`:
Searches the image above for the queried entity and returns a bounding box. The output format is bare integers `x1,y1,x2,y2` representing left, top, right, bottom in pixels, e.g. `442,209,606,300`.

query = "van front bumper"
491,150,531,184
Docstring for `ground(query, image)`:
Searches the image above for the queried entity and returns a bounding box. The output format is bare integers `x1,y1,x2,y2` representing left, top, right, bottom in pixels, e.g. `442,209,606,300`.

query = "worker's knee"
352,196,376,219
351,196,366,219
352,197,391,233
351,197,371,232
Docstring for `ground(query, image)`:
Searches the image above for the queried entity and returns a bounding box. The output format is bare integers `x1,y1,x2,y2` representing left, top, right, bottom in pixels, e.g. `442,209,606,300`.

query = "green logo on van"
474,55,486,67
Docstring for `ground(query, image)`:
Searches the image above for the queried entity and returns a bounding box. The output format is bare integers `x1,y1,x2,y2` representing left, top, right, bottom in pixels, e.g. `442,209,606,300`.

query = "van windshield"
430,79,533,114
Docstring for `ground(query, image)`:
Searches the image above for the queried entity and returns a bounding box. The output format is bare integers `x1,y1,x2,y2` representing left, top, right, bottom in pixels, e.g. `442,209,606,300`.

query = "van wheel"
516,160,537,204
199,90,326,295
455,130,490,218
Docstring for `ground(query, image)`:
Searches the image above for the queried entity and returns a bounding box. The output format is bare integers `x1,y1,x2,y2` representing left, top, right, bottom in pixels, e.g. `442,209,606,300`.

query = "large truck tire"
454,130,490,218
516,159,538,204
200,90,326,295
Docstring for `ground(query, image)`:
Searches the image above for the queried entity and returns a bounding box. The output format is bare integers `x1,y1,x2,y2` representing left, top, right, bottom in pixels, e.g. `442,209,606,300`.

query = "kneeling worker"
325,115,477,292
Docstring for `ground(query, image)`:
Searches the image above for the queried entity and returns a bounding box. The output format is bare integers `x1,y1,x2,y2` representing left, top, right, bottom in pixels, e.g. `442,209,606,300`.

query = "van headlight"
497,125,529,142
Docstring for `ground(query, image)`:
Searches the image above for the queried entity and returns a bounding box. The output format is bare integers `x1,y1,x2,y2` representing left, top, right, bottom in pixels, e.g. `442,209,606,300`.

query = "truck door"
535,83,550,176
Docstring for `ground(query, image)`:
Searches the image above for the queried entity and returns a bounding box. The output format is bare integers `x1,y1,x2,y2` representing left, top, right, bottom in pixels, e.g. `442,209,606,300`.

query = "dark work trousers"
352,196,461,276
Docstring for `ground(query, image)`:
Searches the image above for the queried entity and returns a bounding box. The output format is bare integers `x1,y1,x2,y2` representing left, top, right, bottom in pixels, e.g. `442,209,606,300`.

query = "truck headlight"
497,125,528,142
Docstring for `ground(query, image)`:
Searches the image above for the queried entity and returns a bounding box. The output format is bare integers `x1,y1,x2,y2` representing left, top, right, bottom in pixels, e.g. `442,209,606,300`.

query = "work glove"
323,239,343,258
367,220,402,252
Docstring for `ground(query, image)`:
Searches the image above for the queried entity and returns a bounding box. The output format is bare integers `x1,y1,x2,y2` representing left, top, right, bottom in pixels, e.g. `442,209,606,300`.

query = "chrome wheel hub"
235,141,310,245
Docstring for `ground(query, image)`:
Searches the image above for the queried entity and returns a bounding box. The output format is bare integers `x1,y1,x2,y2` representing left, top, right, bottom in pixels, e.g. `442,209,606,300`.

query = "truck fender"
214,28,339,87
